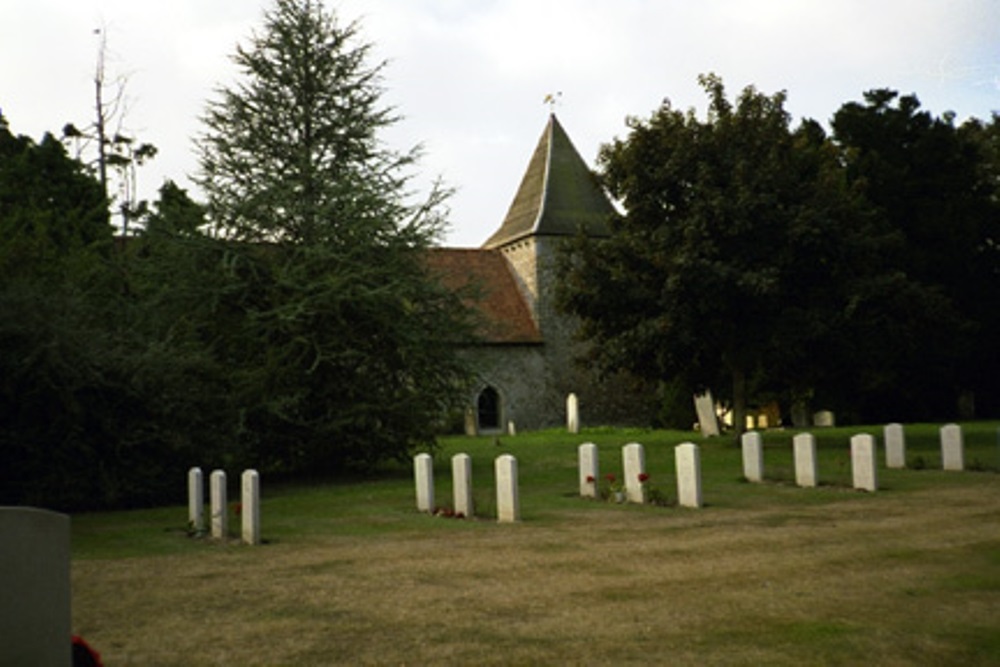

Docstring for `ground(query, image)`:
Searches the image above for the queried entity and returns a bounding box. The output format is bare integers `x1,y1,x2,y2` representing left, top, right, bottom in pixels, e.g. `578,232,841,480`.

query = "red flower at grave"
586,475,595,483
232,502,242,516
638,473,650,484
604,473,616,483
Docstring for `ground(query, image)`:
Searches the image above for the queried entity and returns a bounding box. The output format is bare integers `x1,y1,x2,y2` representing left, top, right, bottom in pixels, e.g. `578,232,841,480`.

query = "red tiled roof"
425,248,542,345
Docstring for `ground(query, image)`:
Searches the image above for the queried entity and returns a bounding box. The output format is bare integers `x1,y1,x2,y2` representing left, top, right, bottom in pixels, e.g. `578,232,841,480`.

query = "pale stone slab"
623,442,647,504
694,391,720,437
814,410,836,427
464,407,477,436
0,507,71,667
793,432,818,488
241,469,261,545
188,466,204,532
851,434,878,492
452,453,474,517
507,420,517,436
567,393,580,434
495,454,520,522
414,453,435,513
741,431,764,482
210,469,228,539
578,442,599,498
884,423,906,469
675,443,703,508
941,423,965,471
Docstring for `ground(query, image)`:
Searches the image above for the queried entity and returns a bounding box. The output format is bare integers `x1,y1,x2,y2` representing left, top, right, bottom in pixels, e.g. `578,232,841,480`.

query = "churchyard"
69,423,1000,665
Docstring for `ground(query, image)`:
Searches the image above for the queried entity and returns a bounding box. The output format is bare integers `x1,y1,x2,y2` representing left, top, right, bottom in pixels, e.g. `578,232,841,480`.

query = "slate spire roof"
483,114,615,249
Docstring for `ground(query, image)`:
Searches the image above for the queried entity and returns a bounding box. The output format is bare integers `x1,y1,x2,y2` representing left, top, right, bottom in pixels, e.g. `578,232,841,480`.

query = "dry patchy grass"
73,477,1000,665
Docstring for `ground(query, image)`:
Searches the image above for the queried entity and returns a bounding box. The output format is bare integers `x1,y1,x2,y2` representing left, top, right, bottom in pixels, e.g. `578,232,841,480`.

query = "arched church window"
477,386,500,431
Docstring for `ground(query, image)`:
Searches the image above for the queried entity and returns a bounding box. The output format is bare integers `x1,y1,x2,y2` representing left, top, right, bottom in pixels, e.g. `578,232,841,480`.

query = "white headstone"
464,407,477,436
675,442,703,508
241,469,261,545
188,466,204,532
941,423,965,471
495,454,520,522
884,423,906,469
0,507,71,667
452,453,474,517
851,434,878,492
567,393,580,434
793,432,818,488
623,442,647,504
578,442,599,498
210,469,228,539
414,453,435,513
693,391,720,437
507,420,517,436
814,410,836,427
741,431,764,482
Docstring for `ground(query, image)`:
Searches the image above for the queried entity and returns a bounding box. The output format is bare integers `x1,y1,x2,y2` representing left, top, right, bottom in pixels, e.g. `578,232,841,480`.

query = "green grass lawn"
70,422,1000,665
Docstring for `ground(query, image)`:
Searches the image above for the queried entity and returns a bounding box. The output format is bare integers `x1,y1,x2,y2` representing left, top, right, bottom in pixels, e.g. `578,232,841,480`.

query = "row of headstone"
414,452,520,522
188,467,261,545
577,442,704,508
740,423,969,493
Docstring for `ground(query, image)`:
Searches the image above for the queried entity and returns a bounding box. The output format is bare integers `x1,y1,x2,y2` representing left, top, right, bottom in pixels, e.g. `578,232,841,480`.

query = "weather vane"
543,91,563,113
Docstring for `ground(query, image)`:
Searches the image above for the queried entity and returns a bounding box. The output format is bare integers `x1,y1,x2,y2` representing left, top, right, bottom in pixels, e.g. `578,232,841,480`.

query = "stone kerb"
884,423,906,469
0,507,71,667
622,442,647,504
495,454,520,522
414,453,435,513
851,434,878,492
452,453,474,517
940,423,965,471
188,466,204,533
741,431,764,482
210,469,228,539
675,442,703,508
578,442,599,498
793,433,818,488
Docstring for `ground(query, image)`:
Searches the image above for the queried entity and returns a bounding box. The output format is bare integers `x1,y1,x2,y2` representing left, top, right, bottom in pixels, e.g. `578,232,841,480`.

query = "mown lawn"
71,422,1000,665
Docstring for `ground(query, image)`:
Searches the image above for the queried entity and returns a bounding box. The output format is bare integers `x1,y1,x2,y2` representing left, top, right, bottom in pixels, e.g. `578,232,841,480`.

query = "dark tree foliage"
557,75,875,434
832,92,1000,419
195,0,473,472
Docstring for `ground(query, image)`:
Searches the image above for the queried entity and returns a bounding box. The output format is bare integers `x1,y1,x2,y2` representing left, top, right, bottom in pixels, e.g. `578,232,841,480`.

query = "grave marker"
741,431,764,482
414,453,434,513
851,434,878,492
495,454,520,522
210,469,227,539
793,432,818,488
567,393,580,434
188,466,204,532
452,453,474,517
814,410,836,427
578,442,599,498
884,423,906,469
241,469,261,545
694,391,720,437
0,507,71,667
675,442,703,508
623,442,647,504
941,423,964,471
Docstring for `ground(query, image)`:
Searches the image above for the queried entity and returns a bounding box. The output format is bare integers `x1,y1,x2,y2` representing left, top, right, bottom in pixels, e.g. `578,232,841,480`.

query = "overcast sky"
3,0,999,247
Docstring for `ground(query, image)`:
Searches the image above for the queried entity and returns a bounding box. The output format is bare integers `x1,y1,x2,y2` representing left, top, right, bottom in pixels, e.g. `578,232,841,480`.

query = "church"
427,114,653,433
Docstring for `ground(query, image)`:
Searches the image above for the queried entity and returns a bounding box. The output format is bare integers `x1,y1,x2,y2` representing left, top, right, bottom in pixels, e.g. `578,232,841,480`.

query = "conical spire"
483,114,614,249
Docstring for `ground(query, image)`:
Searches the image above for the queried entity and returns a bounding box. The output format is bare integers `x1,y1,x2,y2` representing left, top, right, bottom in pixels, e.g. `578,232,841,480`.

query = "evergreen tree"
194,0,472,472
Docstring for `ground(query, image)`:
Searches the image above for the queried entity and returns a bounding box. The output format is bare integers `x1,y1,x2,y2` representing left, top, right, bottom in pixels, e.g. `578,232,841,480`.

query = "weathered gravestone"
851,434,878,492
623,442,647,504
0,507,71,667
188,466,204,533
452,453,474,517
941,423,965,471
578,442,599,498
414,453,435,513
241,469,261,545
675,443,703,508
793,432,818,488
495,454,520,522
567,393,580,434
884,423,907,469
210,469,228,539
741,431,764,483
814,410,836,428
693,391,720,437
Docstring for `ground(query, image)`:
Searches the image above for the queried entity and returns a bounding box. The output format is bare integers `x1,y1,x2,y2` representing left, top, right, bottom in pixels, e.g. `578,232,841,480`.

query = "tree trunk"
731,366,747,441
